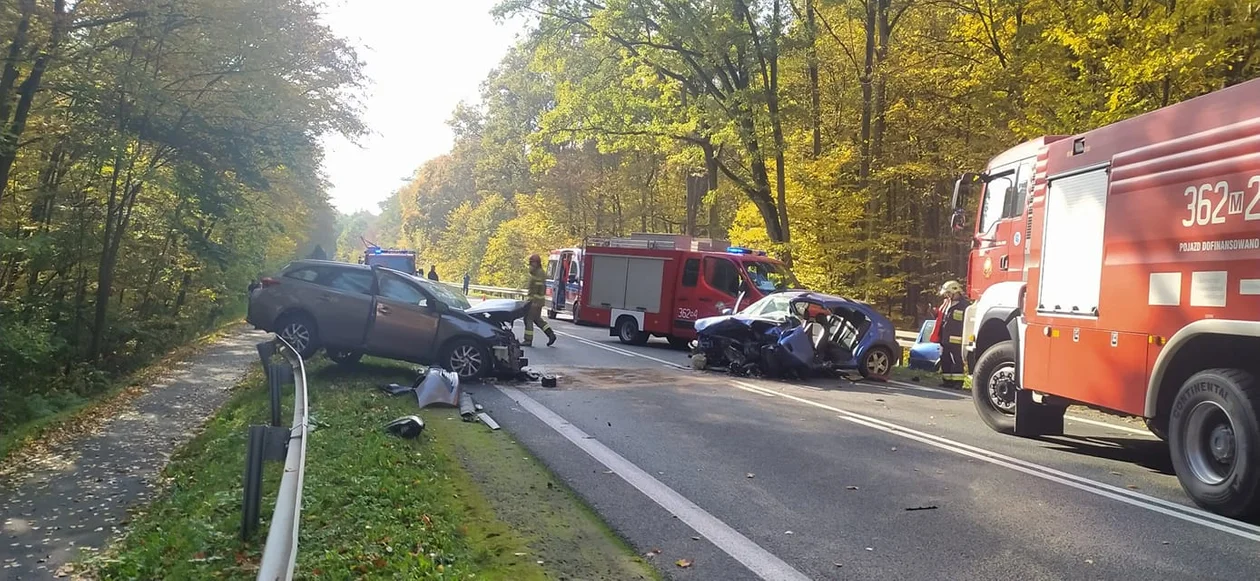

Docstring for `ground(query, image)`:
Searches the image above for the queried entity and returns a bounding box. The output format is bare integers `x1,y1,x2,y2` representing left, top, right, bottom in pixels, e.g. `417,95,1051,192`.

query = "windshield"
416,277,471,310
743,260,798,294
738,294,793,319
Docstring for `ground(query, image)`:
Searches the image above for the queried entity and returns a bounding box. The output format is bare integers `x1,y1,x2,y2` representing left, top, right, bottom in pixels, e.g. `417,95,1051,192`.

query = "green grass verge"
0,319,244,465
88,357,656,580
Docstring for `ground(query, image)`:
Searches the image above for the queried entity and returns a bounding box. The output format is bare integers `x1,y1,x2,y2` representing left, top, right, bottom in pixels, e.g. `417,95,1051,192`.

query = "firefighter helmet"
939,280,963,297
528,253,542,267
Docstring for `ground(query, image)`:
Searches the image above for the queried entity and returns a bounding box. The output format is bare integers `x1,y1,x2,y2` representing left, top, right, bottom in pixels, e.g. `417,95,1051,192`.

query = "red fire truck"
956,78,1260,517
577,234,799,346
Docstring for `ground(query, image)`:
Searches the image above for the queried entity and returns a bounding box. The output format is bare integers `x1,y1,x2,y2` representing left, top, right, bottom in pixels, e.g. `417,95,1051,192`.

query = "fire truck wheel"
1168,368,1260,518
972,340,1017,434
616,316,649,345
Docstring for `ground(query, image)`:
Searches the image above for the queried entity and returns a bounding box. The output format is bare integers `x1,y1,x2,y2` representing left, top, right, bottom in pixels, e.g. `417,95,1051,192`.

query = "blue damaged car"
691,291,900,380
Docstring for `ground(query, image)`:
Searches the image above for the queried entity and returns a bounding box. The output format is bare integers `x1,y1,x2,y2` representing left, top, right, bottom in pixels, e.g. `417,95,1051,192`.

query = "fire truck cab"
955,78,1260,517
577,234,798,347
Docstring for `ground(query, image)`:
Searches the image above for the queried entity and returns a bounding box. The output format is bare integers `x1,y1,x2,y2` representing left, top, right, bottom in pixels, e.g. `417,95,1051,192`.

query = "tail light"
261,277,282,287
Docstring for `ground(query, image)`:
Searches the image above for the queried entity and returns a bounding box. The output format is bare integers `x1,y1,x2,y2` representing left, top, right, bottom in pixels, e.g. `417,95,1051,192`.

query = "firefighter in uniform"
524,254,557,347
936,280,969,388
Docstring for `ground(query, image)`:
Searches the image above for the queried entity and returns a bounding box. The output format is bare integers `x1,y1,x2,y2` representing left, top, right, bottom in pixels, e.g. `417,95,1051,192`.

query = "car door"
310,267,376,348
671,257,704,332
365,271,442,362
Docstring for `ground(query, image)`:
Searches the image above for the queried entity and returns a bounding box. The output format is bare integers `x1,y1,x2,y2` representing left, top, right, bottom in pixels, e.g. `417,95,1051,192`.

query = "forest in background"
338,0,1258,323
0,0,363,431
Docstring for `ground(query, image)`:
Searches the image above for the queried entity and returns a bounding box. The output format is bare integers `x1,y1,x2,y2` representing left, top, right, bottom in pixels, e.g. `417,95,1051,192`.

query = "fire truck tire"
615,316,649,345
972,340,1017,434
1168,368,1260,518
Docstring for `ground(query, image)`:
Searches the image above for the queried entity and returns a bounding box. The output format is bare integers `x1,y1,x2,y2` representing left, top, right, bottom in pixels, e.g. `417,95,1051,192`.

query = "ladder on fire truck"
584,233,731,252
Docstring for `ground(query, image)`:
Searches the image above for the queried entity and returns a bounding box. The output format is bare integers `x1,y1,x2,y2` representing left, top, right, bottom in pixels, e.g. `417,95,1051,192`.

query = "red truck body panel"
1003,79,1260,416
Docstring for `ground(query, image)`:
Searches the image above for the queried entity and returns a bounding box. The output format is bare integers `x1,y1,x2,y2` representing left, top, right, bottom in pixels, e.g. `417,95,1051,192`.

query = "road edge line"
497,385,812,581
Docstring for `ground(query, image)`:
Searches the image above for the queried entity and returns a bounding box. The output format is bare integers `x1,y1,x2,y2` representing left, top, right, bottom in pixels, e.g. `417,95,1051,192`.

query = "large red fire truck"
956,78,1260,517
576,234,799,346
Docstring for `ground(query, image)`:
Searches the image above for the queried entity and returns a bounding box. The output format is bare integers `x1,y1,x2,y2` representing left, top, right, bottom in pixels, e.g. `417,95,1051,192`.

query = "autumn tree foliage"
364,0,1258,321
0,0,364,429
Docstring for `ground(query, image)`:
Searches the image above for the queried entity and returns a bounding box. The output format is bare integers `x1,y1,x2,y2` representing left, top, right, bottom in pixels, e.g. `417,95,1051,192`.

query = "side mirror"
950,208,966,232
431,300,449,314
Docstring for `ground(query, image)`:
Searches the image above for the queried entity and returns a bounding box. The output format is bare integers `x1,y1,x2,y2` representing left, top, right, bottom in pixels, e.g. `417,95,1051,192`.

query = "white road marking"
729,379,1260,542
556,330,689,369
881,379,1155,437
497,386,812,581
550,323,1260,541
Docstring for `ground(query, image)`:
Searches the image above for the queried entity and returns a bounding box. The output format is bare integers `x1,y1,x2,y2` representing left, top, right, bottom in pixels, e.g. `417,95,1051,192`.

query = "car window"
547,258,559,279
703,257,740,296
378,274,426,304
283,267,320,282
681,258,700,287
415,277,471,310
323,269,374,295
569,258,580,279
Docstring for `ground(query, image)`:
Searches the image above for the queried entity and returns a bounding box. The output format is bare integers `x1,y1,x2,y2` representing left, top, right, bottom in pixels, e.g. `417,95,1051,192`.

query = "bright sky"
318,0,526,214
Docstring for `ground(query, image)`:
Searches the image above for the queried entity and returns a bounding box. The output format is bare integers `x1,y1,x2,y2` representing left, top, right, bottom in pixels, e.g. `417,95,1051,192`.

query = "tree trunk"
805,0,821,159
0,0,67,205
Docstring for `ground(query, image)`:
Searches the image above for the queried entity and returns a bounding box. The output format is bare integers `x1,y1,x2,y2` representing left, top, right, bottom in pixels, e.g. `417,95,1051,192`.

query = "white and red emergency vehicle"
545,247,583,320
956,78,1260,517
576,234,799,347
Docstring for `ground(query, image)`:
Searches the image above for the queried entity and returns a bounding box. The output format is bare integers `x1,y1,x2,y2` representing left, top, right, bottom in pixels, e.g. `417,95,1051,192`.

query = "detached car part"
415,367,461,409
384,415,425,439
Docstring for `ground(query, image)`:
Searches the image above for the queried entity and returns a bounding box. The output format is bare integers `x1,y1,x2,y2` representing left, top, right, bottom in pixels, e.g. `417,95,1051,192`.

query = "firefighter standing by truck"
524,254,557,347
935,280,968,388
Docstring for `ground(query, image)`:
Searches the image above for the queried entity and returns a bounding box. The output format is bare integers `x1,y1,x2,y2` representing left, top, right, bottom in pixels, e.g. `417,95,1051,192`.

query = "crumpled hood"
463,298,529,324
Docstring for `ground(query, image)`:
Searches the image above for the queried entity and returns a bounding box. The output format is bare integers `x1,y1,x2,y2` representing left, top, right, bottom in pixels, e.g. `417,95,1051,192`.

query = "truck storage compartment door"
589,254,629,310
624,257,665,313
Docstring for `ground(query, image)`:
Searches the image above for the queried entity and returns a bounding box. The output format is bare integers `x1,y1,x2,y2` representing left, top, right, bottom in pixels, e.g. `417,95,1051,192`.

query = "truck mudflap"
1013,389,1067,437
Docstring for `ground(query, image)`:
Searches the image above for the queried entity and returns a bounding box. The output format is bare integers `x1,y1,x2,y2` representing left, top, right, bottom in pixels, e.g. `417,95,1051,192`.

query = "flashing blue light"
726,246,751,254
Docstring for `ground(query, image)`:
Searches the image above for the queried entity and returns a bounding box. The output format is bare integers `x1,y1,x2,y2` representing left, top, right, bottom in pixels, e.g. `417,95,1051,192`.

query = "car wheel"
616,316,648,345
972,340,1016,434
667,336,691,350
442,338,491,381
859,347,893,380
327,350,363,366
276,313,319,359
1169,368,1260,518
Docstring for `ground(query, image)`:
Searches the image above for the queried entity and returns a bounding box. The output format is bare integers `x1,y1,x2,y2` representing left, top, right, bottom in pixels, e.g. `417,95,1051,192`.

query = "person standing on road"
524,254,557,347
937,280,969,389
462,272,471,295
427,265,439,282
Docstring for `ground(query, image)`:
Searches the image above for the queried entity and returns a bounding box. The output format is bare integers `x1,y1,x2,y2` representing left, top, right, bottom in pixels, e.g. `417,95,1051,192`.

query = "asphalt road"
466,315,1260,581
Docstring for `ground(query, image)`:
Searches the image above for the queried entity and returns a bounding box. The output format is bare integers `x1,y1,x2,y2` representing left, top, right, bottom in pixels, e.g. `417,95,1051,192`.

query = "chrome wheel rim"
988,363,1017,414
866,350,890,377
1185,400,1236,486
449,344,483,378
280,323,310,353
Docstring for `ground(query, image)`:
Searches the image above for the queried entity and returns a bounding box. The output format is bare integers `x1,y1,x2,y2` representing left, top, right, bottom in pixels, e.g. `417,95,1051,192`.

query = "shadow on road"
1034,435,1175,476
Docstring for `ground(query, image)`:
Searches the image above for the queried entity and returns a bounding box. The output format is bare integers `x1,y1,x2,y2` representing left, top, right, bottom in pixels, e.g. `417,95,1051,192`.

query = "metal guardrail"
245,336,309,581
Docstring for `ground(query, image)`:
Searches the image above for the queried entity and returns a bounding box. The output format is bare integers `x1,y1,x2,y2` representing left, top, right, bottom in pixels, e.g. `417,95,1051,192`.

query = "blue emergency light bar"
727,246,768,256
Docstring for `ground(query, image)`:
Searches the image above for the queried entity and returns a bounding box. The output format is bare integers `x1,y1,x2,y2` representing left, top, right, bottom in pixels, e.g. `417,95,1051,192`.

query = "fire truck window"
1005,159,1035,218
703,257,740,296
979,174,1012,234
682,258,700,287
